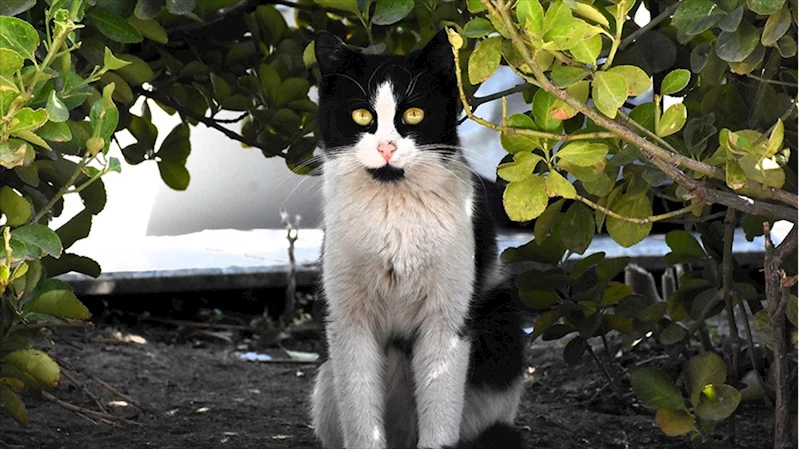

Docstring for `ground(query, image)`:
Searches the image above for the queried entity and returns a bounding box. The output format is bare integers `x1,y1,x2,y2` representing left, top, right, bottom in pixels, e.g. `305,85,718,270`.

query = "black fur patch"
464,281,526,390
368,166,405,182
444,422,523,449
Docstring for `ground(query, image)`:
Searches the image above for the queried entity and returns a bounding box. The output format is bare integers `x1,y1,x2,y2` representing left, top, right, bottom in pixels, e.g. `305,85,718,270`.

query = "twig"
763,222,798,449
21,321,94,329
88,374,146,411
618,1,682,52
575,194,696,224
280,211,300,327
42,391,142,426
746,74,797,87
141,316,250,331
737,298,773,408
586,345,624,402
213,111,249,123
471,1,799,218
472,84,529,111
135,88,287,160
721,208,740,447
61,369,108,413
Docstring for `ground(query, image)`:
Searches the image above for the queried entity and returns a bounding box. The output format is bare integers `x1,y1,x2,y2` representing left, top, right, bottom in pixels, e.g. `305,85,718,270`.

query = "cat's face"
315,31,460,183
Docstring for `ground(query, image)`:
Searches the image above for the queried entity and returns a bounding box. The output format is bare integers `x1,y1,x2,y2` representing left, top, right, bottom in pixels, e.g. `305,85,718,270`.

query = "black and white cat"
310,30,526,449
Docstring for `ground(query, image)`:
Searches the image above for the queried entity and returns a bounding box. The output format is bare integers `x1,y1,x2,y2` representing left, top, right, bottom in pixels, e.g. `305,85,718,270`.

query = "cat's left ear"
315,31,356,74
412,29,455,74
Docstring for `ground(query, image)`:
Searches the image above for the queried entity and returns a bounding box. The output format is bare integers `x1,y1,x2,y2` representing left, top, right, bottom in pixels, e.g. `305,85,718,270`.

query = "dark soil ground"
0,294,777,449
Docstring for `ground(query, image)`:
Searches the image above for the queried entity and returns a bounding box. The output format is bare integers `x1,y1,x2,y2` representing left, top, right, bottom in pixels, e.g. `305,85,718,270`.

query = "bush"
1,0,796,446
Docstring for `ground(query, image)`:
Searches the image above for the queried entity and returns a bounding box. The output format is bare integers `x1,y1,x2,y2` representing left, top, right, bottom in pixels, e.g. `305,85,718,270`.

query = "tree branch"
618,1,682,52
135,87,286,159
480,0,798,220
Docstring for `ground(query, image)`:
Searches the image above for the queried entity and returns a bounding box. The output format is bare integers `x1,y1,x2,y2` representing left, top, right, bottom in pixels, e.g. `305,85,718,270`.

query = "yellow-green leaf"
469,37,503,85
683,352,727,406
569,33,602,65
0,384,27,425
657,103,687,137
655,409,695,436
592,71,627,118
501,114,540,153
545,170,576,199
503,174,548,222
609,65,651,96
630,367,686,411
127,15,168,44
556,141,608,166
607,192,653,247
517,0,545,37
497,151,543,182
661,69,691,96
0,186,31,226
696,384,742,421
571,2,609,28
551,81,588,120
0,349,60,390
24,289,90,319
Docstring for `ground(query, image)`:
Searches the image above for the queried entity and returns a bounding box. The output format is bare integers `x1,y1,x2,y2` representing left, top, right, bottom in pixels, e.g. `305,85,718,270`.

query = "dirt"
1,308,776,449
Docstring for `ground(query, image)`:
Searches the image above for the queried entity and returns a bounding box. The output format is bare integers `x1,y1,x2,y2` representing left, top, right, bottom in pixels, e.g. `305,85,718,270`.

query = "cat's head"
315,30,461,183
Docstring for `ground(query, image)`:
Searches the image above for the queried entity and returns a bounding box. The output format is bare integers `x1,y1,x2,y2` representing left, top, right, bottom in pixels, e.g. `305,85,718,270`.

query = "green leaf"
89,83,119,143
787,295,797,327
0,138,33,169
631,367,686,411
116,54,155,84
737,155,785,188
462,18,494,38
210,73,230,101
569,33,602,65
655,409,695,436
747,0,785,15
570,2,609,28
543,19,586,50
0,0,35,16
0,384,27,425
0,349,60,390
609,66,652,96
157,123,191,164
600,282,633,307
556,142,608,166
503,174,548,222
0,48,23,74
696,384,741,421
517,0,545,37
550,65,589,88
372,0,414,25
11,224,62,258
501,114,540,153
543,0,573,34
0,15,39,61
532,89,561,133
313,0,360,15
102,47,131,72
258,63,281,106
563,336,587,364
664,230,707,264
276,77,310,108
657,104,687,137
762,5,791,46
135,0,162,19
42,253,102,278
607,192,653,247
551,81,588,120
469,37,503,85
467,0,486,13
24,289,90,320
0,186,31,226
592,71,627,119
520,289,559,309
661,69,691,96
127,15,169,44
10,107,48,135
553,202,593,254
683,352,727,406
716,23,761,62
55,209,92,250
672,0,725,36
545,170,576,199
534,198,565,242
497,151,543,182
530,310,561,340
86,9,143,44
166,0,196,15
45,91,69,123
158,161,190,190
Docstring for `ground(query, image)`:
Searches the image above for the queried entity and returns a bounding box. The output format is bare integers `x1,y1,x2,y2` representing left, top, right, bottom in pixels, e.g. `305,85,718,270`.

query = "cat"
310,29,526,449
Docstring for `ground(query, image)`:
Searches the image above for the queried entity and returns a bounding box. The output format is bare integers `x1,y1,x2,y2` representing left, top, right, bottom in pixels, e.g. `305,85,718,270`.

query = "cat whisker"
321,73,368,99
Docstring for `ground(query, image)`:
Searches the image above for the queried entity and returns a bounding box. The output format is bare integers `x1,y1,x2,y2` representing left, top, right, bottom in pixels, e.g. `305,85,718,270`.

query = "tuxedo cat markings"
311,30,525,449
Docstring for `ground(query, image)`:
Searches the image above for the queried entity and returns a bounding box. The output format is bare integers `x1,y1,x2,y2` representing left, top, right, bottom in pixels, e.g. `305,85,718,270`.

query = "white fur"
315,81,499,448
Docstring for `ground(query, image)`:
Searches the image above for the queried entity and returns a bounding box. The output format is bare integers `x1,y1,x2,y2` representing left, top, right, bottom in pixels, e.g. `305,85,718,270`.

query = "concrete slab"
59,224,791,295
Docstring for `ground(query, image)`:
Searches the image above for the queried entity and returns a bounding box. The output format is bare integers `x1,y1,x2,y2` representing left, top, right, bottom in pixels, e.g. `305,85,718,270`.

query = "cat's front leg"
328,313,386,449
412,309,470,448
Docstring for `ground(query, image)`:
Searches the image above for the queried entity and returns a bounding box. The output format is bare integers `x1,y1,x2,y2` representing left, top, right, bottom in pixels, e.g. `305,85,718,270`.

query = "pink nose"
378,142,396,163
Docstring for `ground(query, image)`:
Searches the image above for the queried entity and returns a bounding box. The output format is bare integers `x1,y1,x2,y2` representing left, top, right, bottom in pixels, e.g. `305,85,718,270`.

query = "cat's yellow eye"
352,108,374,126
402,107,425,125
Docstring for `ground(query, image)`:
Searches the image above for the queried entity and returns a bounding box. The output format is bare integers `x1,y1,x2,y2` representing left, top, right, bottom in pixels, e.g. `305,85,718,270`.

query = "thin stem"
30,157,89,223
472,84,529,110
575,194,696,224
722,208,740,447
587,344,624,401
601,5,626,71
618,1,682,51
136,88,287,159
616,109,679,154
746,74,796,87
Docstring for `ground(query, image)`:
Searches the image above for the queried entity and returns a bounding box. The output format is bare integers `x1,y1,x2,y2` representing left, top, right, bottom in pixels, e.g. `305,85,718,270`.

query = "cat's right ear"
315,31,353,74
